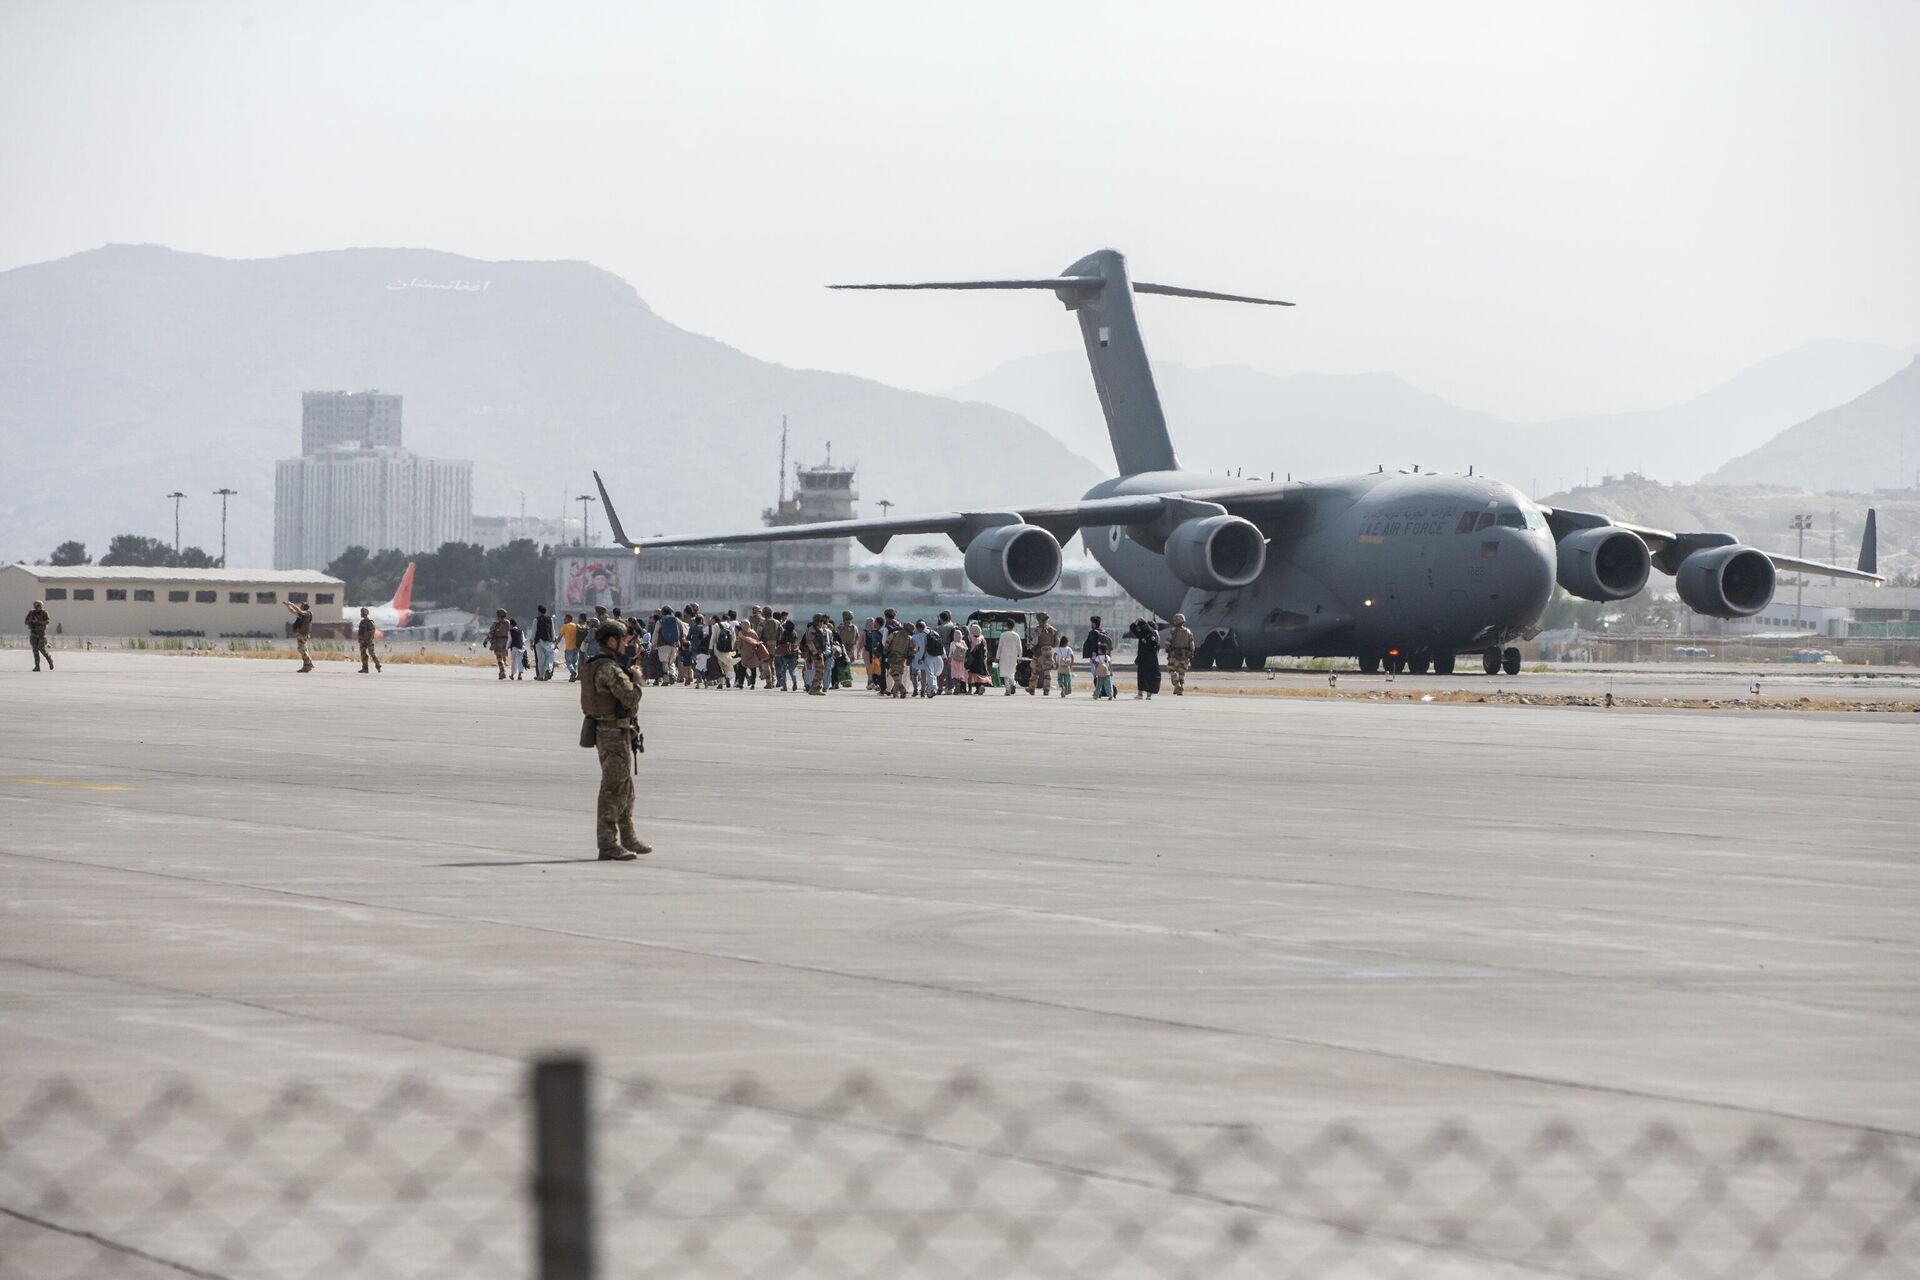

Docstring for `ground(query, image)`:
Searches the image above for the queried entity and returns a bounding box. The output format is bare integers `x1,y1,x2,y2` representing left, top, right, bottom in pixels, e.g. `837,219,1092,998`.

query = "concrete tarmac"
3,651,1916,1145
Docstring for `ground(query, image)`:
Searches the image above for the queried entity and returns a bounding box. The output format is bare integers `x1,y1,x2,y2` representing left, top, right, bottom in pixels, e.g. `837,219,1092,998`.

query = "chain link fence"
3,1058,1914,1279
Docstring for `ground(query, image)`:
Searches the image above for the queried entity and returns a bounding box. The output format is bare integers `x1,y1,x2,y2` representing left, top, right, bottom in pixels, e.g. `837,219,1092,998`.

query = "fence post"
532,1054,595,1280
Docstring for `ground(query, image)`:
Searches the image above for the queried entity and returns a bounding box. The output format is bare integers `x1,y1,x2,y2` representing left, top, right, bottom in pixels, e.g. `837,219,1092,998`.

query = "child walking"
1053,634,1075,697
1090,644,1114,700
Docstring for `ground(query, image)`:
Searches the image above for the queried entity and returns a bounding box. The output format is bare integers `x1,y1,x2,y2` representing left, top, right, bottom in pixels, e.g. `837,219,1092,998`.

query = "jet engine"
1163,515,1267,591
1675,545,1775,618
1555,527,1651,601
963,524,1062,599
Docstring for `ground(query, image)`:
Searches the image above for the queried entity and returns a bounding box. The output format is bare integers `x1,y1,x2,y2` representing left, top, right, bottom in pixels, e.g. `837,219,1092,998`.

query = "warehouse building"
0,566,344,638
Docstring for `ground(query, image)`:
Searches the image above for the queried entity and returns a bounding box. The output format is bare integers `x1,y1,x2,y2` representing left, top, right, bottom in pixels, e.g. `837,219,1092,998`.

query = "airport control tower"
763,454,856,601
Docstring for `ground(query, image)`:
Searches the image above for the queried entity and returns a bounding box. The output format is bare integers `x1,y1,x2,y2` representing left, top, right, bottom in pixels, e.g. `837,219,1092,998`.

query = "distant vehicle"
967,609,1030,686
1670,645,1712,660
965,609,1028,643
340,562,415,637
1782,649,1841,664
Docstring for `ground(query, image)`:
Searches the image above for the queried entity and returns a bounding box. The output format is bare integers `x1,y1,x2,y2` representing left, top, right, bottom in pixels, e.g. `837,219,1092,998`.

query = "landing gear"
1433,653,1456,676
1482,647,1501,675
1385,654,1407,675
1408,656,1431,675
1502,646,1522,676
1357,655,1380,674
1242,654,1266,672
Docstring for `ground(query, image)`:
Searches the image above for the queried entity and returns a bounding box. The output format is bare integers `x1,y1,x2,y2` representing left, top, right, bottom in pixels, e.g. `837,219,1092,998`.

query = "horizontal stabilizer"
830,277,1104,294
1135,282,1294,306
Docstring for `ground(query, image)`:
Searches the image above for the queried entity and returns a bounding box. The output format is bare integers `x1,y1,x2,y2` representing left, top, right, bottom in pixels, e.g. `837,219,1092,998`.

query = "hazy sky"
3,1,1916,420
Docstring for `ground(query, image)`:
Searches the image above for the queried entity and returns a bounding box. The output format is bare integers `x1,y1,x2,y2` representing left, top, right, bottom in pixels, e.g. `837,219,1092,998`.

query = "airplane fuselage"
1085,469,1556,661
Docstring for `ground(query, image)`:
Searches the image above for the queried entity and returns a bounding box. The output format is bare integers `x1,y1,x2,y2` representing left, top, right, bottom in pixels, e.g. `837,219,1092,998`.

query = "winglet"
592,471,634,548
1858,509,1877,577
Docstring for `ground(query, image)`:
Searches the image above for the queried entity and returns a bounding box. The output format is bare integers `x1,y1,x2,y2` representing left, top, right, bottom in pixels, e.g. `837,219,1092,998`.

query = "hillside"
0,245,1102,565
1704,358,1920,492
950,340,1915,489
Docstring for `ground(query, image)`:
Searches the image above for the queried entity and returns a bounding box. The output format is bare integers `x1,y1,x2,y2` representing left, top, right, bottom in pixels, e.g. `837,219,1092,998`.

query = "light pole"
212,488,237,567
575,494,596,548
165,492,186,557
1790,513,1813,626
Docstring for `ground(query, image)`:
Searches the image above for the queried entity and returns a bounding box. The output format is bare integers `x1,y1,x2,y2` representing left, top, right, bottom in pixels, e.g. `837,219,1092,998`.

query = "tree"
485,539,554,618
176,546,218,569
49,541,90,566
99,534,179,567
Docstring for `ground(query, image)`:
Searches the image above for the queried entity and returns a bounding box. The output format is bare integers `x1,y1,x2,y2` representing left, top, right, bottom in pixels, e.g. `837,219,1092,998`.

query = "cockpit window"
1492,506,1544,530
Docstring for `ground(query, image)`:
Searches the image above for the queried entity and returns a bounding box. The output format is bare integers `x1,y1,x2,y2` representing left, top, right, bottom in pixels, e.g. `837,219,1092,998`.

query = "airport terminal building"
0,565,344,638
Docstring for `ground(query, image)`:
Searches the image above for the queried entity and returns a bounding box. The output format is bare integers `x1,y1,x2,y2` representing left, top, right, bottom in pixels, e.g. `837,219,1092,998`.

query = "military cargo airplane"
595,249,1879,675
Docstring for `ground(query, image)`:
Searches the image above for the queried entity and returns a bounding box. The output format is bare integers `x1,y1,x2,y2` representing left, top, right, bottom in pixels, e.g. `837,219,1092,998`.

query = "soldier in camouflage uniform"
580,623,648,860
356,607,383,673
882,622,915,698
485,608,511,679
753,607,779,689
24,600,53,671
1165,613,1195,695
284,600,315,672
1026,611,1059,695
837,612,862,688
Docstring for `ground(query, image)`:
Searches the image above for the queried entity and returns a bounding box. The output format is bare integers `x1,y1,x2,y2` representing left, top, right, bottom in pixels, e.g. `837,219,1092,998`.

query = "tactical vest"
579,656,631,721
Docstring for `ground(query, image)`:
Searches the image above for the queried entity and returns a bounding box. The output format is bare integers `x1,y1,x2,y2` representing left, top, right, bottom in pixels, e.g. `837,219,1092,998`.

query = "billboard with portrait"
558,554,636,610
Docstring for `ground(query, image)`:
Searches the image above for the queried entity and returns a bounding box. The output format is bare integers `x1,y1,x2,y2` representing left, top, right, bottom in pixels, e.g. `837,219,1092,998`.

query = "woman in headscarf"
1130,617,1162,699
948,624,971,693
965,621,991,693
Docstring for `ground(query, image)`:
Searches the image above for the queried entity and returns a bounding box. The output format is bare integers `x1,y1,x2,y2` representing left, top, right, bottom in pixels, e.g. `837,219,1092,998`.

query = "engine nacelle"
1556,527,1651,601
963,524,1062,599
1163,515,1267,591
1675,545,1775,619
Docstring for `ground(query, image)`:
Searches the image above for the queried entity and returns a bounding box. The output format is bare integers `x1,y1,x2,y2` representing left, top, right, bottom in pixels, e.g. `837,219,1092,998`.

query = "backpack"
715,622,733,652
658,615,681,645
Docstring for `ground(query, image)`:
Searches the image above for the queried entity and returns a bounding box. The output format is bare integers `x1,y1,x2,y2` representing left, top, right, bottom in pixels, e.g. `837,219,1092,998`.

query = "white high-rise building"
301,391,403,453
273,392,473,570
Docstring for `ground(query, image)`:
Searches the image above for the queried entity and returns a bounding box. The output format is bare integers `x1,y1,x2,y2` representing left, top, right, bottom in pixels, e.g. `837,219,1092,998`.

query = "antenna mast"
778,416,789,504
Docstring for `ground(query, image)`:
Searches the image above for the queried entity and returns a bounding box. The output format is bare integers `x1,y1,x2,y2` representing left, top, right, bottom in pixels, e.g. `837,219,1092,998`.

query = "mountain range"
4,243,1914,571
0,245,1101,566
948,340,1919,493
1705,357,1920,492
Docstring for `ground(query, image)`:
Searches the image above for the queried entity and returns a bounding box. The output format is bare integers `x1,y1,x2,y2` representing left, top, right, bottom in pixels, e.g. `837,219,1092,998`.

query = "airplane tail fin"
1858,509,1877,577
388,562,416,620
832,249,1289,476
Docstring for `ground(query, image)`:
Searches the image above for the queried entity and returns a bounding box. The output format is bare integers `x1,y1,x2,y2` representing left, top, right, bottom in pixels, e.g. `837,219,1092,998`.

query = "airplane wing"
593,471,1287,554
1542,506,1883,583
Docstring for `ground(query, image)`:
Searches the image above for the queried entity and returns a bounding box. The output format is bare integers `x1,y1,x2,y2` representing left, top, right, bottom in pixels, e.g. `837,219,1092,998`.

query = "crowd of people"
501,602,1202,700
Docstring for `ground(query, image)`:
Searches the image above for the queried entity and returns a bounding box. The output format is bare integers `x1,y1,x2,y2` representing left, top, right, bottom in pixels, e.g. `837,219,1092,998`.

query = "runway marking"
3,776,135,791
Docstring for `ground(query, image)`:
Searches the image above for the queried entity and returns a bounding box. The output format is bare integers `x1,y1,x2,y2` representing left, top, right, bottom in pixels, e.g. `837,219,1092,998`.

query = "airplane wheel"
1191,652,1213,672
1409,656,1431,675
1482,648,1501,675
1386,655,1406,674
1357,655,1380,674
1433,653,1456,675
1502,646,1522,676
1243,654,1266,672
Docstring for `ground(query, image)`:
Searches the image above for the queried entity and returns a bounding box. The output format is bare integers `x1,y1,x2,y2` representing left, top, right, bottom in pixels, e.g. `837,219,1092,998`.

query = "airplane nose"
1507,531,1555,625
